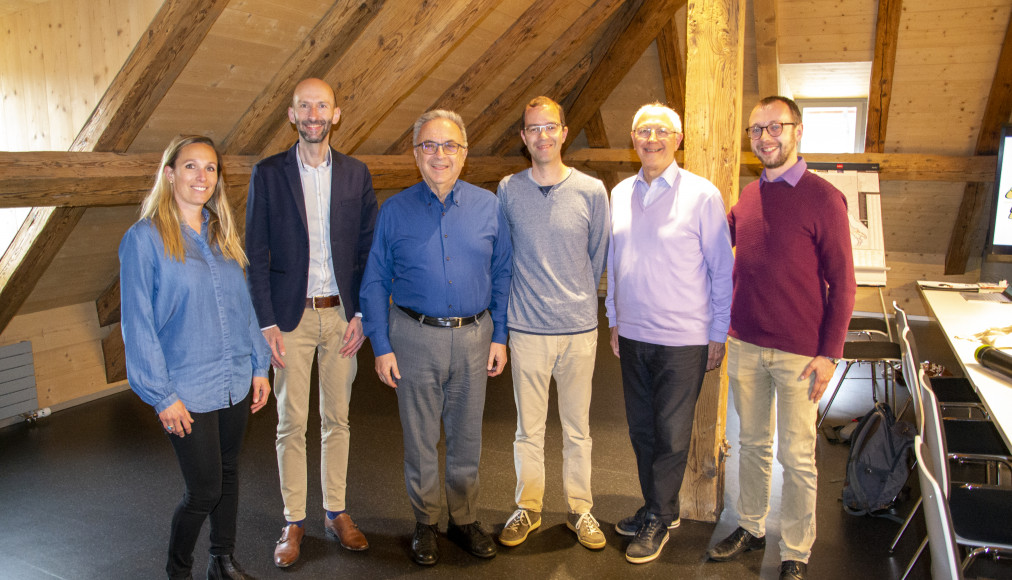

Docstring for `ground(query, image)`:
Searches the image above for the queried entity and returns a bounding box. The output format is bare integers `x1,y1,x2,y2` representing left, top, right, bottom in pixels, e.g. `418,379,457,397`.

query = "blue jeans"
165,394,249,579
726,336,819,563
618,336,707,526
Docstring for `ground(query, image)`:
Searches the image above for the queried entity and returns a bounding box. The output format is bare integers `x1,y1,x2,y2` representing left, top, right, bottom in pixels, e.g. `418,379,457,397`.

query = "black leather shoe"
779,560,807,579
206,554,251,579
707,526,766,561
447,521,497,559
410,523,439,566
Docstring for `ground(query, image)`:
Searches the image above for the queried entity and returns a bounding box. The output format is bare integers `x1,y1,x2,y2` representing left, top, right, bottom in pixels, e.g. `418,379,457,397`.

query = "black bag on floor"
841,402,915,517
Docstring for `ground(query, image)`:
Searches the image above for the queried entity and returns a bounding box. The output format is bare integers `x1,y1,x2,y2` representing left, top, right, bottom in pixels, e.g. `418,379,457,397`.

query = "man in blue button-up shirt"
361,109,512,566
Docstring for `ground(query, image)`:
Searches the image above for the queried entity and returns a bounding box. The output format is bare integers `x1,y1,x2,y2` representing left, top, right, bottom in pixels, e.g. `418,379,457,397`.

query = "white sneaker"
567,512,606,550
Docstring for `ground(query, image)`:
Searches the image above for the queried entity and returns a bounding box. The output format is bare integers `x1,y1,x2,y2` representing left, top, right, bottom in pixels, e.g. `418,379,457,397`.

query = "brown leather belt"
397,305,485,328
306,295,341,310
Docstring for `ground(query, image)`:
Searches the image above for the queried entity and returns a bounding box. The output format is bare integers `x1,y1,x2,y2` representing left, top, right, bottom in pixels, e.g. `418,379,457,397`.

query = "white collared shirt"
296,144,340,298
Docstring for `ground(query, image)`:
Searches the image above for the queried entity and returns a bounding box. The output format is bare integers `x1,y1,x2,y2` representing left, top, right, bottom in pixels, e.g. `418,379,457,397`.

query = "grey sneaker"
625,513,669,564
615,506,681,536
566,512,606,550
498,508,540,546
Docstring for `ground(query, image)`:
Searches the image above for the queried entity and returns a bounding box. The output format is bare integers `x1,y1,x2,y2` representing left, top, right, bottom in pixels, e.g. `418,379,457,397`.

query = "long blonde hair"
139,135,247,267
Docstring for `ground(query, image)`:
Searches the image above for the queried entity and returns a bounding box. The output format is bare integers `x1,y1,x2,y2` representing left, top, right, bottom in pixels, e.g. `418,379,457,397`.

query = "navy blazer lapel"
284,145,309,233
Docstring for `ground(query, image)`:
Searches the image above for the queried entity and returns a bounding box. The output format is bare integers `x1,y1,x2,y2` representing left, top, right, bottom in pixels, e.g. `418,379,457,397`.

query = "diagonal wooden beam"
584,110,620,191
384,0,572,155
258,0,498,157
752,0,779,99
464,0,630,152
0,0,228,337
657,19,687,120
946,8,1012,274
865,0,902,154
221,0,383,155
72,0,229,153
488,0,687,156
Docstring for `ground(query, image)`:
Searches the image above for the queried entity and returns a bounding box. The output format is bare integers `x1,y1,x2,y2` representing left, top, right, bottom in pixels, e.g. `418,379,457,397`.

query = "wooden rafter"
488,0,687,156
945,8,1012,274
865,0,902,154
464,0,629,152
752,0,779,99
584,110,620,191
0,149,997,209
258,0,498,157
0,0,228,336
221,0,383,155
384,0,572,155
657,19,687,120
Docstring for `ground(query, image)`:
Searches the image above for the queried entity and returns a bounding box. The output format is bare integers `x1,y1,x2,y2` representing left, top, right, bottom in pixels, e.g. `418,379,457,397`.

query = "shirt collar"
294,144,332,171
760,156,807,186
635,158,681,189
421,180,463,206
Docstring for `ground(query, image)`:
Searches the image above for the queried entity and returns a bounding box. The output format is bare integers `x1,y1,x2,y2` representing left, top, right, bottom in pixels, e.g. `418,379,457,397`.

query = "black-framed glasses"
633,126,677,140
524,123,564,136
746,122,797,140
414,141,466,155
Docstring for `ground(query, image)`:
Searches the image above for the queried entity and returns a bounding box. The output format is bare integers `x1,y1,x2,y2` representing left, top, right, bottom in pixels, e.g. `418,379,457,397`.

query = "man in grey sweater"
495,96,611,550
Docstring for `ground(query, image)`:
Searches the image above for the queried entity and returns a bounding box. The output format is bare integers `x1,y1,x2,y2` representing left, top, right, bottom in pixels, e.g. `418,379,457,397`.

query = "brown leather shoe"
274,524,304,568
324,512,369,551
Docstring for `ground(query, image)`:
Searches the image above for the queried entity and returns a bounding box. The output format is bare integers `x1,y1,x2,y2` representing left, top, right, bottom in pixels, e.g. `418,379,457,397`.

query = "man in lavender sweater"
606,102,734,564
706,96,855,580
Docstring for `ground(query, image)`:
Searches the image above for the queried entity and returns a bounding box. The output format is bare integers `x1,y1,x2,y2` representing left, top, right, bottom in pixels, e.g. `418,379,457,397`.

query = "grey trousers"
389,305,493,525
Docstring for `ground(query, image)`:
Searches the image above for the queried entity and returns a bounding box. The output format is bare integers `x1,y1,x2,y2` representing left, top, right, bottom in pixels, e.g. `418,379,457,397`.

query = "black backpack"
841,402,916,516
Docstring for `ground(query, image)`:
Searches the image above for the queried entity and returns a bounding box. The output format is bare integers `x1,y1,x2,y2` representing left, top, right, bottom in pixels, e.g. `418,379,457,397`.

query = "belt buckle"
452,317,463,329
311,296,321,311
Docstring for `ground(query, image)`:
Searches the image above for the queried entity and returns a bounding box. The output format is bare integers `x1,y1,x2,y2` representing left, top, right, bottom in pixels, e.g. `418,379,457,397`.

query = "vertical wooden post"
679,0,745,522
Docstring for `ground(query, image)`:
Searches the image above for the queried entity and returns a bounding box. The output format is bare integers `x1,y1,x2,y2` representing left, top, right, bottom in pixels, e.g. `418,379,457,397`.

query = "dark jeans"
619,337,707,526
165,395,249,579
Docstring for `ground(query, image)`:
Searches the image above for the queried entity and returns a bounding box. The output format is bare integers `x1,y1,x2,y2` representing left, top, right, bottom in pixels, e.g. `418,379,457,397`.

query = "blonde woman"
120,135,271,580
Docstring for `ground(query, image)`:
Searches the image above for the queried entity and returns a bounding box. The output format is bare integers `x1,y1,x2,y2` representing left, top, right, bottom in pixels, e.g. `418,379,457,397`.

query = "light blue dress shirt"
119,212,271,414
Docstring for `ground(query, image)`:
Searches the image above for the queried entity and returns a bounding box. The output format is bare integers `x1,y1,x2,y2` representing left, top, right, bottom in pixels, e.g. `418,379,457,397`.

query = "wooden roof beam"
584,110,620,191
752,0,779,99
865,0,902,154
221,0,383,155
657,19,687,120
464,0,630,152
384,0,573,155
258,0,498,157
945,7,1012,274
1,149,997,208
0,0,228,337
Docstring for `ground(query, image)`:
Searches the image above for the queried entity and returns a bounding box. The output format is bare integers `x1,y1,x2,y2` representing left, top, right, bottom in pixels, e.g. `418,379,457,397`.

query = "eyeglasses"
414,141,466,155
633,126,677,140
524,123,564,136
746,122,797,140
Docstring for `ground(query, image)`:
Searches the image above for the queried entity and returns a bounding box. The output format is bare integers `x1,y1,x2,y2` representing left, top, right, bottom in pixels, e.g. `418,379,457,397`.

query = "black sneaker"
615,506,681,536
625,513,669,564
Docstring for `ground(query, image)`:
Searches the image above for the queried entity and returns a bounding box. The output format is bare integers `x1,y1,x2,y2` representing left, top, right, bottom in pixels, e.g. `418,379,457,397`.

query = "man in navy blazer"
245,78,378,568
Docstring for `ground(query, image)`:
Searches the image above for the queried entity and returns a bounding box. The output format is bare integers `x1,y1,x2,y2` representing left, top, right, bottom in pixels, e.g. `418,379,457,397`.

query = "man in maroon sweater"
706,96,855,580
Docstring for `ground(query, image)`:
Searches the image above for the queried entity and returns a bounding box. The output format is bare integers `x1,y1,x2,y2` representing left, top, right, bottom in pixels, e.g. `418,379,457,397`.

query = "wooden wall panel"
0,0,162,151
0,302,125,408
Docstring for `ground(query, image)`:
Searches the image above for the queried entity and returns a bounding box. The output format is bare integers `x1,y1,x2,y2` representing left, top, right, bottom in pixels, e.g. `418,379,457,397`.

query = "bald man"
246,78,378,567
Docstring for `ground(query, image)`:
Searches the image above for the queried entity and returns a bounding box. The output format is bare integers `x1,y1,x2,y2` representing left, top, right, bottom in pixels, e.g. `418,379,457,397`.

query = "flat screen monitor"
987,124,1012,255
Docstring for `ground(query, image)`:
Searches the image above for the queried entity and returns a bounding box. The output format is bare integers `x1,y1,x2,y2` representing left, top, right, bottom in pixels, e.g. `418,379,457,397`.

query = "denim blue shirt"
119,213,271,414
360,180,513,356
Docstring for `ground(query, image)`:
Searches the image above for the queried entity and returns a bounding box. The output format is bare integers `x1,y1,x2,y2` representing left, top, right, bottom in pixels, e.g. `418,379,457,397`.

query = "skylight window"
797,98,867,154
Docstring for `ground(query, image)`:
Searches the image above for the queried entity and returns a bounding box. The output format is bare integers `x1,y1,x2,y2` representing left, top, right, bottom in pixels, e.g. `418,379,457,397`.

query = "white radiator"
0,341,37,422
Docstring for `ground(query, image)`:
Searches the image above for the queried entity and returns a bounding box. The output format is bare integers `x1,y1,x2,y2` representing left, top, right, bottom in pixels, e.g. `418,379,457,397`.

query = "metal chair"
817,338,901,429
912,436,964,580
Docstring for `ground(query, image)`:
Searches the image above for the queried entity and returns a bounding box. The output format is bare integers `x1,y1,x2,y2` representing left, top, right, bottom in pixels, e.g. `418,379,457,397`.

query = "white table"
918,282,1012,450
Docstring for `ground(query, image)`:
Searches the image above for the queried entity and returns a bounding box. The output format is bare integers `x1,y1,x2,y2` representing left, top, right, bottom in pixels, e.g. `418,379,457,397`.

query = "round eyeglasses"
746,122,797,140
414,141,466,155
